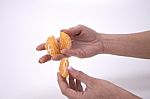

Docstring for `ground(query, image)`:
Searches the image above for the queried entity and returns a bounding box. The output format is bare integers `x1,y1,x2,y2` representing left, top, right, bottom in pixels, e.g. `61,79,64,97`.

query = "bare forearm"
100,30,150,59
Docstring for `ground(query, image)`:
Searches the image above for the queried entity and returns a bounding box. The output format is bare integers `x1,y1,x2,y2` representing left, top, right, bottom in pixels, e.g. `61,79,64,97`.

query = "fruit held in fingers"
59,58,69,78
59,32,72,50
45,36,60,56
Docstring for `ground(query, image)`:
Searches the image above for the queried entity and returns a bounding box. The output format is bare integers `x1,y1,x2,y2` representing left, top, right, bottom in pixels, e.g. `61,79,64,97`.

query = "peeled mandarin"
59,32,72,50
45,36,60,56
59,58,69,78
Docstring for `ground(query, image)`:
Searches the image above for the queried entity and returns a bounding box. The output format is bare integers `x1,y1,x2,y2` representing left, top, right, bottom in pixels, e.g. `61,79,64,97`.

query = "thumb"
68,67,94,86
61,25,82,37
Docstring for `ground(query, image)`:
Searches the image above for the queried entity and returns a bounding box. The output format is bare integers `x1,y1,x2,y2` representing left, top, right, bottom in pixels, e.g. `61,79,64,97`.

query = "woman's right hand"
57,67,141,99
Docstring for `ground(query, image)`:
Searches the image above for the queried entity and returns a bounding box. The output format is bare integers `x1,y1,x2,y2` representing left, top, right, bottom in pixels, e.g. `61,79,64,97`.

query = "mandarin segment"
59,58,69,78
59,32,72,50
45,36,60,56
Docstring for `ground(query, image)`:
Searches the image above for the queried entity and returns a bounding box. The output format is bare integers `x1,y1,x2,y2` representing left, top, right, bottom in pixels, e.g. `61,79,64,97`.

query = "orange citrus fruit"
59,58,69,78
45,36,60,56
59,32,72,50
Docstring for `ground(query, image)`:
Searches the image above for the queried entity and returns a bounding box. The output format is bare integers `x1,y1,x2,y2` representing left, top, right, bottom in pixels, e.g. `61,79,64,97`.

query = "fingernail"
68,66,74,71
39,59,44,63
39,60,42,63
68,66,72,70
36,47,38,50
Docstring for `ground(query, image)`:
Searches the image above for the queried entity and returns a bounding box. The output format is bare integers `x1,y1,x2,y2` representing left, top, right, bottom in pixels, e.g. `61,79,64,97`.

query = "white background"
0,0,150,99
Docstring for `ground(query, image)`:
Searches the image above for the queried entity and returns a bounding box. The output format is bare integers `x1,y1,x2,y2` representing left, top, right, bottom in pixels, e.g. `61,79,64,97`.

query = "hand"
36,25,103,63
57,67,141,99
61,25,103,58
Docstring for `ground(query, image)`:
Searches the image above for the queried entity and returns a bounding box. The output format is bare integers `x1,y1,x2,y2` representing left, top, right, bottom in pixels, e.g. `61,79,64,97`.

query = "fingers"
61,49,75,56
61,49,85,58
39,54,51,63
57,72,68,88
69,76,83,92
68,67,94,87
52,54,70,61
36,43,46,51
39,54,70,63
69,76,76,90
57,73,78,98
61,25,83,38
76,79,83,91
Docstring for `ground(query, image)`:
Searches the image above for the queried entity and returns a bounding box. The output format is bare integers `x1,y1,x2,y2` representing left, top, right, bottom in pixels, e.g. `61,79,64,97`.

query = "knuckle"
77,24,84,28
77,24,82,27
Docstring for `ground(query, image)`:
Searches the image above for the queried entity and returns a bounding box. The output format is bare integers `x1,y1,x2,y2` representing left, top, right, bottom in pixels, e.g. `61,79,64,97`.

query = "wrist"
98,33,119,55
97,33,109,54
95,33,104,54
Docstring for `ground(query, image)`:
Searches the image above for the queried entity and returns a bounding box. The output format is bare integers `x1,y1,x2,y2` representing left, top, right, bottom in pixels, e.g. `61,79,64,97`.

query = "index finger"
36,43,45,51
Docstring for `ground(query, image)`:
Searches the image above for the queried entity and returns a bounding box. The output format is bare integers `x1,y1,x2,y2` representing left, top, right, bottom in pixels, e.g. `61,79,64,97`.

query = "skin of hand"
36,25,104,63
57,67,141,99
